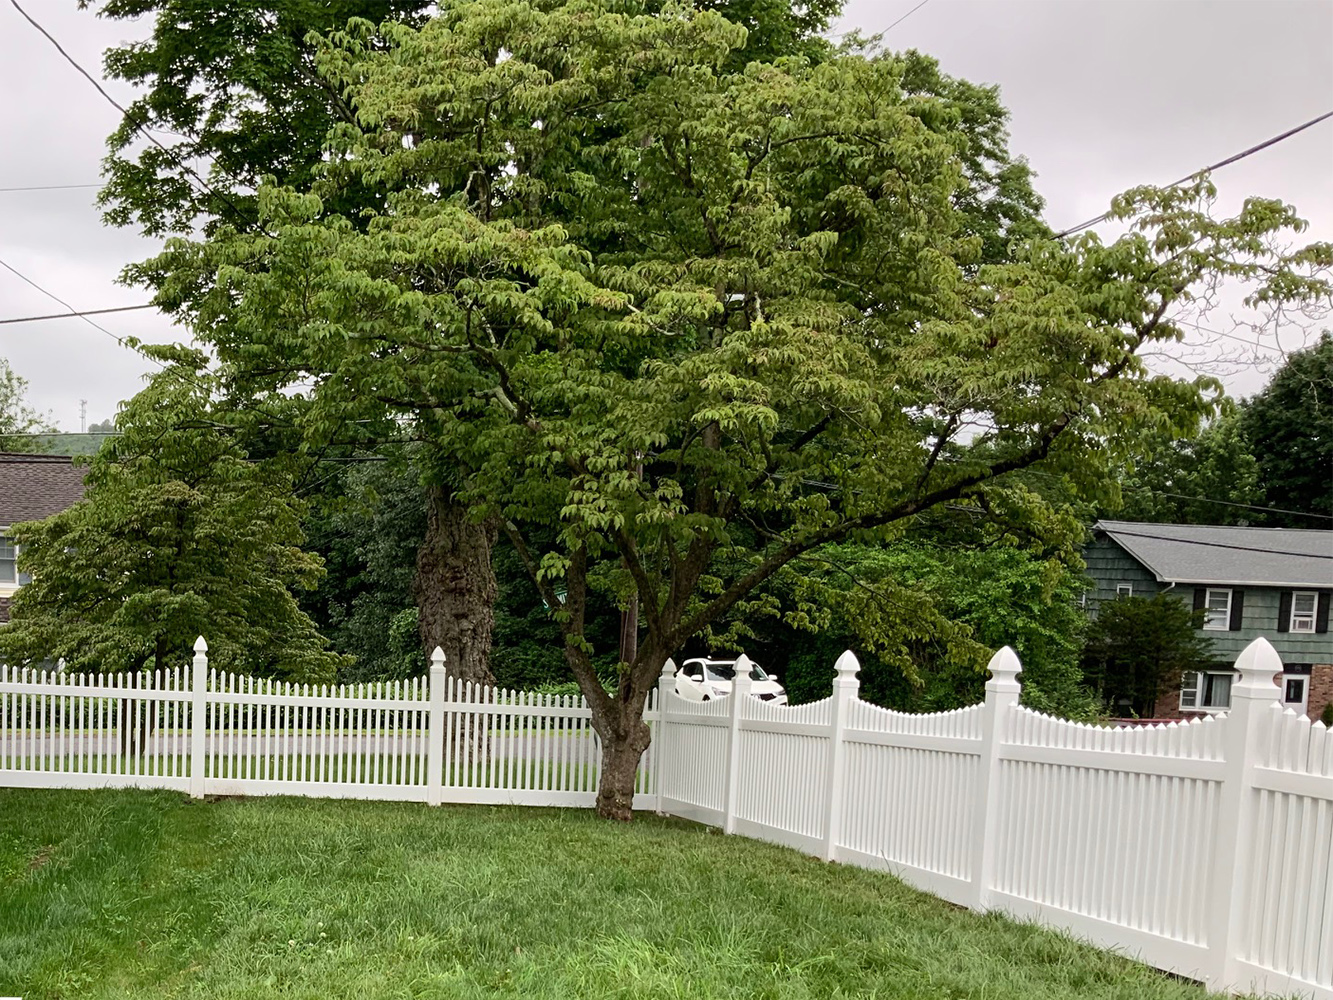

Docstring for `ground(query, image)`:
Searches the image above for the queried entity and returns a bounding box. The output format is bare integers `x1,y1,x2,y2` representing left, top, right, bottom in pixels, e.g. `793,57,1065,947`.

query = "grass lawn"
0,788,1234,1000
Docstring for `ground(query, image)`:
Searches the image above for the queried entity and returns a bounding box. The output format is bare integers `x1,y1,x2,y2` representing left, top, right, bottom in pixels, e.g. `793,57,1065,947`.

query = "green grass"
0,788,1235,1000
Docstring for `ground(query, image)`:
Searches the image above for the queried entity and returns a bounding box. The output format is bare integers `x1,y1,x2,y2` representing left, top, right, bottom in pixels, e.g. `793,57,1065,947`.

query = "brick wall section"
1145,664,1333,723
1309,664,1333,724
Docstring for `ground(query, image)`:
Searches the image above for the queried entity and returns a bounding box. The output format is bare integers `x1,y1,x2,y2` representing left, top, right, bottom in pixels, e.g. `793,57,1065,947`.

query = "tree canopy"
129,2,1331,817
1240,332,1333,526
1081,593,1214,718
0,354,345,680
1111,412,1262,525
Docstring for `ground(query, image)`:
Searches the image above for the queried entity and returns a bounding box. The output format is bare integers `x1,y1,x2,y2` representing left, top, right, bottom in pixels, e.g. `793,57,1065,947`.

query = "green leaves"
0,360,345,680
120,2,1330,722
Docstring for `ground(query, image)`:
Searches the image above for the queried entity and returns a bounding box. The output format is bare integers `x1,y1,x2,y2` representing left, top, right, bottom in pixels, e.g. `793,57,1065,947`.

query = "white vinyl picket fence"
0,639,658,809
655,637,1333,1000
3,634,1331,998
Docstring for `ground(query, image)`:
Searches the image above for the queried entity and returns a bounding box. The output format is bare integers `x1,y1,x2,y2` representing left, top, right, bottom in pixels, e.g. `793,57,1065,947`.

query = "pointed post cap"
430,646,446,670
193,636,208,653
661,657,677,680
1232,636,1283,701
984,646,1022,694
733,653,754,691
833,649,861,683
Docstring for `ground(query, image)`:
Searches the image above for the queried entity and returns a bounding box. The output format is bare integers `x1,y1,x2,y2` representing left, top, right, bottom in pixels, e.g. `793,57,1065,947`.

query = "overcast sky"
1,0,1330,432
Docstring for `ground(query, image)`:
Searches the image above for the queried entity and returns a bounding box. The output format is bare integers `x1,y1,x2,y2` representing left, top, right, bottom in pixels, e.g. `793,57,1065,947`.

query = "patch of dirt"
29,844,56,871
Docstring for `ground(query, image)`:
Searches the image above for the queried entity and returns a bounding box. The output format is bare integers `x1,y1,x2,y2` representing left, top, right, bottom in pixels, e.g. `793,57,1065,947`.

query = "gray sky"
1,0,1330,432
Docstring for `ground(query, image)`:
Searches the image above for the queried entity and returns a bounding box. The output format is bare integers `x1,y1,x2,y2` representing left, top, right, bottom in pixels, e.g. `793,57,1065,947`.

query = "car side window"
685,664,703,680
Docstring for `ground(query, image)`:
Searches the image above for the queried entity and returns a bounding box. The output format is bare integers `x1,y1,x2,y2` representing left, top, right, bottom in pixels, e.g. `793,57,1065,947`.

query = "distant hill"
25,433,117,458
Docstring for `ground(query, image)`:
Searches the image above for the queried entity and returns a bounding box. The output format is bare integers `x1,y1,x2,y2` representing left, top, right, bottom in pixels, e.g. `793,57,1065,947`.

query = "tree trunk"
413,484,499,687
587,640,663,822
592,702,653,822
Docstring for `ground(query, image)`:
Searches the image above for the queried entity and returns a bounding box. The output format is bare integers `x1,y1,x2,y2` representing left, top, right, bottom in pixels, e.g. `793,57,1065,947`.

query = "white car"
674,657,788,704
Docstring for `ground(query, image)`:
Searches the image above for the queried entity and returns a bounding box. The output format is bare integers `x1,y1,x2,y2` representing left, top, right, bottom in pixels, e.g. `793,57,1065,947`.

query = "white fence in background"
0,639,657,809
654,638,1333,1000
3,634,1330,998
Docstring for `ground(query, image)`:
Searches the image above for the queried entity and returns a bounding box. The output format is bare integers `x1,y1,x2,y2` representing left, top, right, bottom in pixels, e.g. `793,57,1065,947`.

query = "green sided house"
1085,520,1333,721
0,453,88,624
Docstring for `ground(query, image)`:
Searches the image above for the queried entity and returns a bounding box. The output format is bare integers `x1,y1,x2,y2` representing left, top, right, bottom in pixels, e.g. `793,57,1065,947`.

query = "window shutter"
1229,589,1245,631
1193,588,1206,612
1277,591,1293,633
1318,592,1331,635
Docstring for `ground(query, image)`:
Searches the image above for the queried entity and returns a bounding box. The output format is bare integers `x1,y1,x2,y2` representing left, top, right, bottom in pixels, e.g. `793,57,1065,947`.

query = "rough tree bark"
413,483,499,687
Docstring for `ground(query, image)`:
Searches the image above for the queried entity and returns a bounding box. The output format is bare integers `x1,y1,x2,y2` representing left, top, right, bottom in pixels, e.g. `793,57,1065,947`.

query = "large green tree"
85,0,1046,692
134,3,1329,818
0,353,345,680
1240,332,1333,526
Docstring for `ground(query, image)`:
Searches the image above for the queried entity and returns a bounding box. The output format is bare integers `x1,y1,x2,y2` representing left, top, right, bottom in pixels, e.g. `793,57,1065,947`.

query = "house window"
1116,584,1133,597
1203,589,1232,631
1291,591,1318,633
1180,671,1234,711
0,533,14,585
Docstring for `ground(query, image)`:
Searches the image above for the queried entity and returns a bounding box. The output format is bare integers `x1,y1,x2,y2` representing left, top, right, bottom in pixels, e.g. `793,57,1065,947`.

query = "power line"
1100,528,1333,560
1153,492,1333,522
1055,109,1333,239
883,0,933,33
0,183,101,193
0,257,134,350
0,255,301,440
0,304,158,326
7,0,248,224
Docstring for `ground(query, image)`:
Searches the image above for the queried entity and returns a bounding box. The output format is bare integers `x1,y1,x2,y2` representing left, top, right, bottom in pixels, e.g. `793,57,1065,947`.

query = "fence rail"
653,638,1333,1000
3,635,1330,998
0,640,658,809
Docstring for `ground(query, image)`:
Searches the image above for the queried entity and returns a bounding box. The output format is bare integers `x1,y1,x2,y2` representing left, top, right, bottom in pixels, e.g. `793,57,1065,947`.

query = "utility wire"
0,304,158,326
882,0,933,33
1152,493,1333,521
0,183,102,193
1100,528,1333,560
0,257,136,350
7,0,249,224
0,255,300,437
1055,109,1333,239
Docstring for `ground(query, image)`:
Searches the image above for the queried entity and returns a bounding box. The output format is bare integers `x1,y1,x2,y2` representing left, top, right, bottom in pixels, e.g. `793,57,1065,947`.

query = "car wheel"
701,694,710,702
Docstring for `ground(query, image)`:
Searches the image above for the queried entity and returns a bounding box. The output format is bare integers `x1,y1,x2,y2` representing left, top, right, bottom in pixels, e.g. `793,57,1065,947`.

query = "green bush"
1321,701,1333,728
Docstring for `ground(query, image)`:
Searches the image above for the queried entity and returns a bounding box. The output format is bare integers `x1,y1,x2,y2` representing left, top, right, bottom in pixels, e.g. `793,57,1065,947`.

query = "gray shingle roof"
1094,520,1333,589
0,453,88,527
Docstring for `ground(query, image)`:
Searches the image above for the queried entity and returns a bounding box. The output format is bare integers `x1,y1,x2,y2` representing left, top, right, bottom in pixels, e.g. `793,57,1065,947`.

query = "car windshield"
704,662,769,683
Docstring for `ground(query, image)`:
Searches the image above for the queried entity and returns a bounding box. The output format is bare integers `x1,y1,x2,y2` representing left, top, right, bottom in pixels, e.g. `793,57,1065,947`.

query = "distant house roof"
1094,520,1333,590
0,453,88,526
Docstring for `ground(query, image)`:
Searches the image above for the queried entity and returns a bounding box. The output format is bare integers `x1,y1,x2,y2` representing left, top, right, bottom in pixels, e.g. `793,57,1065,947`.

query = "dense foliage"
0,354,345,679
1080,593,1214,718
103,1,1330,816
1111,413,1262,525
741,541,1098,720
1240,332,1333,526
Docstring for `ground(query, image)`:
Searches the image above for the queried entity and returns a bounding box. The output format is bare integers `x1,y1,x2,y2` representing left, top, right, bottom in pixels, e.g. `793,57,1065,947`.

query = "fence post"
722,655,754,834
821,650,860,861
426,646,446,807
1206,636,1283,992
189,636,208,799
969,645,1021,911
653,658,676,815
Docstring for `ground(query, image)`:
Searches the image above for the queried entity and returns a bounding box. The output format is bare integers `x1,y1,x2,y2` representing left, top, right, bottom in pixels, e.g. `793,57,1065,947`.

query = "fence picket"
3,635,1330,997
